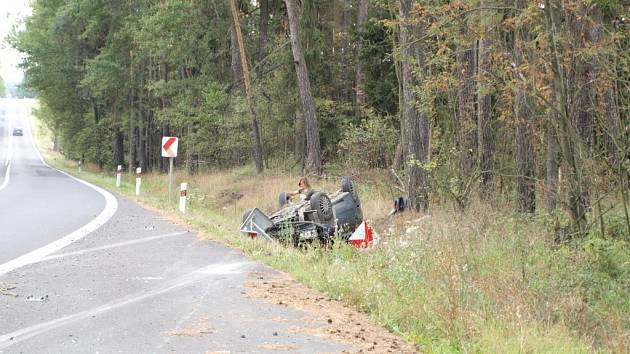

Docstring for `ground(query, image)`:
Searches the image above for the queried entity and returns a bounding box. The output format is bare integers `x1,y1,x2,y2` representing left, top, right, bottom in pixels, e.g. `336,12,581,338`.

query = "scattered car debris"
26,295,49,302
0,285,18,298
240,177,373,247
388,196,410,216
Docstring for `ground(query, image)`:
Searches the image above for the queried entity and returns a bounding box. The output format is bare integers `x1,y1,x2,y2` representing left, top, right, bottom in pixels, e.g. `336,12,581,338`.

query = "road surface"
0,99,107,266
0,98,366,353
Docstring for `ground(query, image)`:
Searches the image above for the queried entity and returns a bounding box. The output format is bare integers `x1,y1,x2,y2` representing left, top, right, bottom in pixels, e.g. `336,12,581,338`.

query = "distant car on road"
12,128,23,136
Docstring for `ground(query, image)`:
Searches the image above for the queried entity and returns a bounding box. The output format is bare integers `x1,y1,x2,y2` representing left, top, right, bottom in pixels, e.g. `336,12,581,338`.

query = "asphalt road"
0,99,107,265
0,99,359,353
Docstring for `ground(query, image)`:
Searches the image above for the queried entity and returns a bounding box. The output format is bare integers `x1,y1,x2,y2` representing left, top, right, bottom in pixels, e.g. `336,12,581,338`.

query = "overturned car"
240,177,364,245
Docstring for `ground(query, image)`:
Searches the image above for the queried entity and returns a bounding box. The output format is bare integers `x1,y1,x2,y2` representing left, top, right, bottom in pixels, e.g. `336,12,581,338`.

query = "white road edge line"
0,163,10,192
0,108,12,191
0,262,248,349
0,107,119,277
4,104,12,166
40,231,189,262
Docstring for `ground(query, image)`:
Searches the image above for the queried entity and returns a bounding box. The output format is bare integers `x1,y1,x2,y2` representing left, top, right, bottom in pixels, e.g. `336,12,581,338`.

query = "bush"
337,112,398,172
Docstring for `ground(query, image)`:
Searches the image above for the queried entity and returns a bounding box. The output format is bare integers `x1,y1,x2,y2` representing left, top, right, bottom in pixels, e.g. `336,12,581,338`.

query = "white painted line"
0,110,119,276
0,110,12,191
5,118,12,167
40,231,189,262
0,262,249,349
0,163,10,193
4,107,11,167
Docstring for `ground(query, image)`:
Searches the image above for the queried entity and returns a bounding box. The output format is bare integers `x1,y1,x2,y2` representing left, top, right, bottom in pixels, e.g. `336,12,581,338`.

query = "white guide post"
135,167,142,196
116,165,122,188
179,182,187,213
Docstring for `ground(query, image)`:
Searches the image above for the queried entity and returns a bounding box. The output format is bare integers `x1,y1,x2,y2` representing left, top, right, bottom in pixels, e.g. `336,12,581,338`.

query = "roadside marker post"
116,165,122,188
179,182,187,213
169,157,174,204
161,137,179,205
135,167,142,196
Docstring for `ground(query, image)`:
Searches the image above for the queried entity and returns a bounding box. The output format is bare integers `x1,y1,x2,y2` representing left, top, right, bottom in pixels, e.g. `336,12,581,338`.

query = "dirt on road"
245,271,418,354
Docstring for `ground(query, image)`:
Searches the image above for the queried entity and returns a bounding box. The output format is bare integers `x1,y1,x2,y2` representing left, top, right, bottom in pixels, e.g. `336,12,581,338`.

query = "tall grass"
32,116,629,353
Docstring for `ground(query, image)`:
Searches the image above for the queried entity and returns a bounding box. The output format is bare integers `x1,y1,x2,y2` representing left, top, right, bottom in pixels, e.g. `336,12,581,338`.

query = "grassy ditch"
31,114,629,353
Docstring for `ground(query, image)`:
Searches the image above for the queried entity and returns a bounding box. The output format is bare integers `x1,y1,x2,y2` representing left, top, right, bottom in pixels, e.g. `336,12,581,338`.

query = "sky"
1,0,31,85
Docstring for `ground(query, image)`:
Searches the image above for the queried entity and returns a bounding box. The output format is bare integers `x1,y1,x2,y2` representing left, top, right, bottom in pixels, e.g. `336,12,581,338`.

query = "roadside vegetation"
33,111,629,353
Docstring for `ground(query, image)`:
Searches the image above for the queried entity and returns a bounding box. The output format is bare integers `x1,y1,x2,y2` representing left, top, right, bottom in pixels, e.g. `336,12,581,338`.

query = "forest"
9,0,630,350
9,0,627,225
10,0,628,238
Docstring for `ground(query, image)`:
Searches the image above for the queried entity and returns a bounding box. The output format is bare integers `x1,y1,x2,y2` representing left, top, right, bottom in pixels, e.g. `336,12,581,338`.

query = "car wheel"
278,192,290,208
341,176,360,202
310,192,333,221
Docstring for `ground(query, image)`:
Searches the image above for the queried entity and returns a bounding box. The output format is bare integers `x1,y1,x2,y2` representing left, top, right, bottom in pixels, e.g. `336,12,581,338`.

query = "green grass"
30,113,629,353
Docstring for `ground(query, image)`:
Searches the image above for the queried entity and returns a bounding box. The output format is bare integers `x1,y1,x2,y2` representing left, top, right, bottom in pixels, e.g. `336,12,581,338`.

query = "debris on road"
25,295,49,302
256,343,297,351
164,319,215,337
0,285,18,298
245,272,418,353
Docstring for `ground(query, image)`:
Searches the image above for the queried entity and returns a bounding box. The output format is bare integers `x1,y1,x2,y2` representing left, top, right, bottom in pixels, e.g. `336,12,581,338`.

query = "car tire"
310,192,333,221
341,176,360,203
278,192,290,208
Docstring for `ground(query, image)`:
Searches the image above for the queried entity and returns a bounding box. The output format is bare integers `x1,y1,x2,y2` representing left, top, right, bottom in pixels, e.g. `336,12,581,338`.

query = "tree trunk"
129,102,137,170
294,108,306,167
160,60,170,174
574,62,595,148
546,125,559,212
456,28,477,185
477,37,493,196
113,99,124,169
128,54,137,171
604,86,621,168
569,8,597,150
91,98,100,123
258,0,269,67
544,0,588,234
400,0,430,212
392,6,405,171
186,122,194,175
515,89,535,213
514,2,535,213
230,24,243,93
285,0,322,175
139,108,147,173
355,0,368,118
229,0,264,174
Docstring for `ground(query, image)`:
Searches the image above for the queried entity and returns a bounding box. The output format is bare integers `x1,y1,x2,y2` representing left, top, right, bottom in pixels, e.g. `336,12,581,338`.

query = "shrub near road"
35,132,630,353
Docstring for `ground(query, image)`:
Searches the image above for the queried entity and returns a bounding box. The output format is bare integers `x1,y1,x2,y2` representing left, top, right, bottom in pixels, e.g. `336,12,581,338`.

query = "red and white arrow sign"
161,137,178,158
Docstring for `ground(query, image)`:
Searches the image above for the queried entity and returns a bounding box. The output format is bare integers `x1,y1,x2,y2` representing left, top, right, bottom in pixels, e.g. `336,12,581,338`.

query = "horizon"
1,0,31,85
